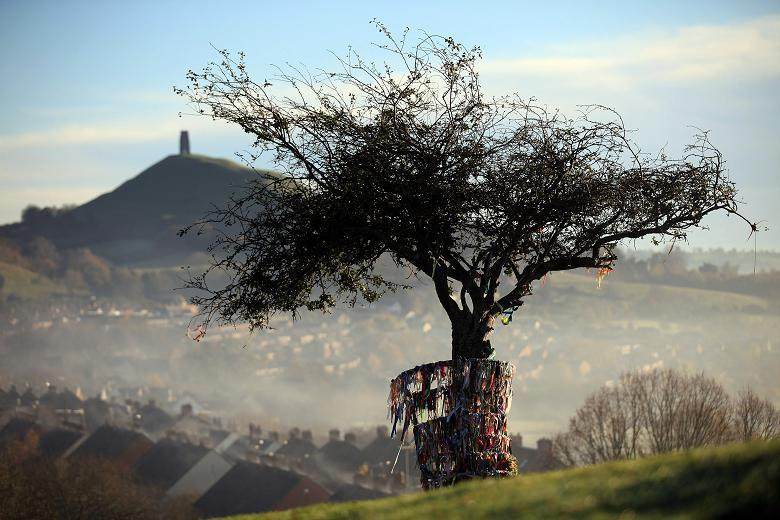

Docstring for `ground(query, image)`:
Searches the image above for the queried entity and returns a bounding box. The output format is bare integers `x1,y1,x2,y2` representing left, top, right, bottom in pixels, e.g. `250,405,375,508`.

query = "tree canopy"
177,23,752,359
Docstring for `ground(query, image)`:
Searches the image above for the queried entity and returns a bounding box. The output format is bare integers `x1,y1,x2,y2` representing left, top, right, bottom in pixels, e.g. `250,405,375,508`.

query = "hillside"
0,261,70,300
228,439,780,519
0,154,276,266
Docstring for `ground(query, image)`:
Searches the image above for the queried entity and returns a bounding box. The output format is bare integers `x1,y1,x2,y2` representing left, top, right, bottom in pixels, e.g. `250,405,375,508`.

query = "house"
166,449,234,498
137,399,174,437
37,386,85,429
0,386,22,424
254,432,284,466
38,428,84,458
170,394,210,415
171,407,221,444
274,428,318,462
166,430,241,498
19,387,37,407
0,387,10,411
0,418,83,457
218,434,255,461
133,438,209,490
67,425,154,470
38,385,83,411
361,426,398,467
83,395,111,431
95,398,134,429
360,426,419,490
194,461,330,517
207,428,234,447
0,417,41,447
6,386,21,405
317,429,365,475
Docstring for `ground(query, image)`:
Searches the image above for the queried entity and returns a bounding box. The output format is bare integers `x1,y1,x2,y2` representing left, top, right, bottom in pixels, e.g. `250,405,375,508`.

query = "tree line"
554,368,780,466
609,248,780,302
0,236,181,303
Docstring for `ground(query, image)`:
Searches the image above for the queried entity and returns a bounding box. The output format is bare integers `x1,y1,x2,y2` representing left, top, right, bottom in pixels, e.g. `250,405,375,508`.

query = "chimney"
537,438,552,457
269,431,280,442
513,434,523,448
329,428,340,441
179,131,190,155
301,430,313,443
289,427,301,440
180,403,193,417
344,432,357,445
376,425,388,439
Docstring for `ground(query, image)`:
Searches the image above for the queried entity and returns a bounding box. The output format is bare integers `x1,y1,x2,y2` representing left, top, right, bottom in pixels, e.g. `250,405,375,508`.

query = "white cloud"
0,122,176,149
0,115,236,150
479,16,780,91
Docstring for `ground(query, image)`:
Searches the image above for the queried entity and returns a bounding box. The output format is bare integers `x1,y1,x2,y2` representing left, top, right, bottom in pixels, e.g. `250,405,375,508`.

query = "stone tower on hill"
180,131,190,155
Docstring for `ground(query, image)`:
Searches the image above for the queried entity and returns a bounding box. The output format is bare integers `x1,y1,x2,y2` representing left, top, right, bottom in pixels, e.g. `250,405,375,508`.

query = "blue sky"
1,1,779,250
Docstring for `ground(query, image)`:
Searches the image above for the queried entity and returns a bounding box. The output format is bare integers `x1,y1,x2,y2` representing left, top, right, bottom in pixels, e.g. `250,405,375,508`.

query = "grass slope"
551,271,769,312
0,261,70,300
228,440,780,520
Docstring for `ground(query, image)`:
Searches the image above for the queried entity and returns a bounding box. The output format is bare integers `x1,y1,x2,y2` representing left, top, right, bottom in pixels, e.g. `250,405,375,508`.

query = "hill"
0,154,276,266
227,439,780,519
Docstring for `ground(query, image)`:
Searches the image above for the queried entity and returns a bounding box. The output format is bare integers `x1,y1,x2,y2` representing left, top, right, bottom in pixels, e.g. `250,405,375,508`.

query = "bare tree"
555,388,631,464
617,371,646,459
176,22,754,360
553,384,643,465
674,373,732,449
732,387,780,442
555,369,769,466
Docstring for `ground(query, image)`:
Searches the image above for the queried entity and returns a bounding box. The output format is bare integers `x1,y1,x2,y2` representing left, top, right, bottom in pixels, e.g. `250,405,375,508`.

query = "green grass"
0,261,70,300
226,439,780,519
552,270,770,312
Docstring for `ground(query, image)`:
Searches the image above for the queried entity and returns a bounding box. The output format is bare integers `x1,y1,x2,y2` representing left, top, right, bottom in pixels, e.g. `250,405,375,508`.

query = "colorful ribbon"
388,359,517,488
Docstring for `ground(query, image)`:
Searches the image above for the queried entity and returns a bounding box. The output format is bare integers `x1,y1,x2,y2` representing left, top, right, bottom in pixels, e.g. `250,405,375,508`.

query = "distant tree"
177,22,754,360
109,266,144,300
24,236,61,277
21,204,49,225
636,369,731,453
554,369,773,467
553,382,643,466
732,387,780,442
21,204,75,224
62,248,113,294
647,250,689,278
0,238,27,267
698,262,718,274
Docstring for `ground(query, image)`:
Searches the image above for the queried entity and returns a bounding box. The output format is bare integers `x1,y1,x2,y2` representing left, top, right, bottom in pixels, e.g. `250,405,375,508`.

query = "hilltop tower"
179,131,190,155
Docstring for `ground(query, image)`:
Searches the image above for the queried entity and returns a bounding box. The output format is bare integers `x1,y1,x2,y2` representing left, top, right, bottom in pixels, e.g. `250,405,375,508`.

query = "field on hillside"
0,261,70,300
230,439,780,519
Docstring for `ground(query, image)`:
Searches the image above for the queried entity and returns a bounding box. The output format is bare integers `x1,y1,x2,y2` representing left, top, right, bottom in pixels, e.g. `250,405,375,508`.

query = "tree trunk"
451,314,496,359
389,357,517,489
